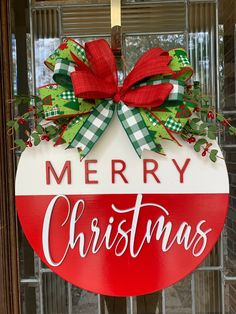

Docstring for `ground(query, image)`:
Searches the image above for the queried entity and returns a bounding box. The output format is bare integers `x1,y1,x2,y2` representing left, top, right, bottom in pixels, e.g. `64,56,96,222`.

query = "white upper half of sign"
16,114,229,195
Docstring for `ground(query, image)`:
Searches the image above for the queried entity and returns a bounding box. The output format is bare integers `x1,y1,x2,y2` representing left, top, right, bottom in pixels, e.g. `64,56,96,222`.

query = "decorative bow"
39,38,194,159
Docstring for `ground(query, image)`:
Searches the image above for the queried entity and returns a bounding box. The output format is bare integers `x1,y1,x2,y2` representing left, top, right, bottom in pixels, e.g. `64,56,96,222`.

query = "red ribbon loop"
71,39,174,108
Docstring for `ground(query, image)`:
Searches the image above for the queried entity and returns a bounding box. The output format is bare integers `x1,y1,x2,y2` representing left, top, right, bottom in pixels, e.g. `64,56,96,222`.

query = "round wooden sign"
16,115,229,296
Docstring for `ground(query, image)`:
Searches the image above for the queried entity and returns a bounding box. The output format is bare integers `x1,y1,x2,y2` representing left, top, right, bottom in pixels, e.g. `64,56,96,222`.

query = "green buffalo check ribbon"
39,38,194,159
68,100,115,158
117,103,159,156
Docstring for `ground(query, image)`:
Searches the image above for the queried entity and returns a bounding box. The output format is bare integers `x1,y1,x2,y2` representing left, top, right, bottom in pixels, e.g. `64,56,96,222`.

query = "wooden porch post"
0,0,21,313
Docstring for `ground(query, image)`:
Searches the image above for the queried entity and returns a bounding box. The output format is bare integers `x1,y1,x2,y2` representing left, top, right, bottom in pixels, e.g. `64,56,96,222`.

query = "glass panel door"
13,0,235,313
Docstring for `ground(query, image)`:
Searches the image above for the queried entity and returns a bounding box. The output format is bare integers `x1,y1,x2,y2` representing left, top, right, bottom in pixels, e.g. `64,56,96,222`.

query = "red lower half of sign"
16,193,228,296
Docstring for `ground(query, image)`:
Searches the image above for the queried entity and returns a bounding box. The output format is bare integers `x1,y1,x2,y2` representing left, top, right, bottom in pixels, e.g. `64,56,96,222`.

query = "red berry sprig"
26,139,32,147
18,117,26,125
207,111,214,119
41,134,50,141
187,136,196,143
193,106,200,113
201,143,212,157
221,119,228,127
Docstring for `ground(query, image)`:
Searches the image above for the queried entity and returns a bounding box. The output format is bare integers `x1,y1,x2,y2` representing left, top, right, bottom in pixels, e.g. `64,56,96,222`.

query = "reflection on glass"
71,36,111,46
224,203,236,276
42,272,68,314
165,275,192,314
189,32,212,96
34,38,61,88
21,285,39,314
19,231,37,278
12,34,17,94
194,271,221,314
124,34,185,72
71,288,98,314
224,280,236,313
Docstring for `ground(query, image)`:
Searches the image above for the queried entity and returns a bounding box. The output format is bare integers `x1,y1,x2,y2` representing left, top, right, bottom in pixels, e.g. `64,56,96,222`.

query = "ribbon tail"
67,100,115,160
117,103,163,158
145,109,182,147
55,113,91,146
